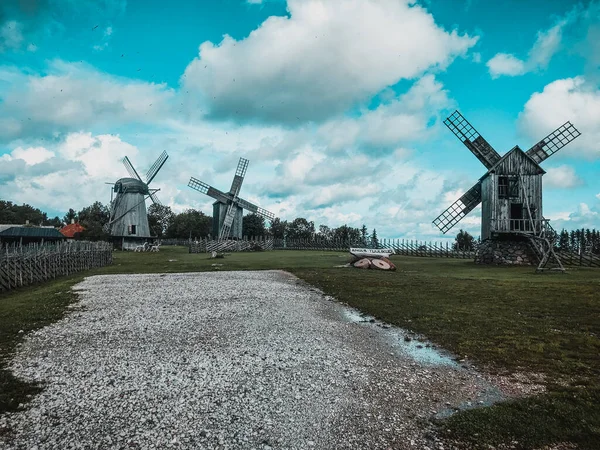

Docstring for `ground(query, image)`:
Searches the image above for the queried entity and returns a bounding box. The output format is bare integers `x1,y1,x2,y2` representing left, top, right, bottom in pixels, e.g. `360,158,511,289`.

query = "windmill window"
498,176,519,199
128,225,137,235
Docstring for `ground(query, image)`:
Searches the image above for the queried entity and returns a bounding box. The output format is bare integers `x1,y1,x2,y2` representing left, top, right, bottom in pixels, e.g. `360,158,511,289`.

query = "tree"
47,216,63,228
63,208,78,225
360,224,369,245
370,228,379,248
148,204,175,238
287,217,315,239
317,225,333,239
242,213,266,237
167,209,211,239
0,200,48,225
270,218,288,239
453,229,474,251
333,225,360,242
558,229,570,251
78,201,110,240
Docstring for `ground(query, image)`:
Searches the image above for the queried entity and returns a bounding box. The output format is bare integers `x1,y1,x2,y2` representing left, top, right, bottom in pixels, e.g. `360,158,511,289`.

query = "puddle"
433,386,505,419
341,308,458,367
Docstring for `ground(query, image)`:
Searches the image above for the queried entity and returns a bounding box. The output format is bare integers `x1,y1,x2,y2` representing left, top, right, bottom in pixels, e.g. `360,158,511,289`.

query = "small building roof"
0,226,65,239
481,145,545,180
60,222,86,238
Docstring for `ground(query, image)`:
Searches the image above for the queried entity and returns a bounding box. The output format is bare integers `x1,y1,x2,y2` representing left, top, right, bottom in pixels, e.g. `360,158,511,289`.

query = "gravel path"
1,271,508,449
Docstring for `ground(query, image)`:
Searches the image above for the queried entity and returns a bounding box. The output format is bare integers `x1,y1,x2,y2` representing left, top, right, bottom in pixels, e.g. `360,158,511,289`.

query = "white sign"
350,248,394,258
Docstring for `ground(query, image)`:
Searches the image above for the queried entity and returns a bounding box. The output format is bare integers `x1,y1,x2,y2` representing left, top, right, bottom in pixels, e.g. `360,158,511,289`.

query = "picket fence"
0,241,113,293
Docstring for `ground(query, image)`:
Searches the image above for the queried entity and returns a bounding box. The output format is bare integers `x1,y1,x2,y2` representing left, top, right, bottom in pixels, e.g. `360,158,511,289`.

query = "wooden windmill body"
188,157,274,243
105,151,169,250
433,111,581,270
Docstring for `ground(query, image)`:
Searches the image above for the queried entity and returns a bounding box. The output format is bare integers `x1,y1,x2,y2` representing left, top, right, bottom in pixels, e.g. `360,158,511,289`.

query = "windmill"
105,151,169,249
188,157,274,241
433,110,581,270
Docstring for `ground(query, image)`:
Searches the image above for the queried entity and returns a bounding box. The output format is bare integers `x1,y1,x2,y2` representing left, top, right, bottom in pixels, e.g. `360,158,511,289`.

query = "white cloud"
487,16,569,78
317,74,453,152
0,60,176,142
182,0,477,123
550,202,600,231
544,165,583,188
0,20,24,52
10,146,55,165
518,77,600,159
487,53,526,78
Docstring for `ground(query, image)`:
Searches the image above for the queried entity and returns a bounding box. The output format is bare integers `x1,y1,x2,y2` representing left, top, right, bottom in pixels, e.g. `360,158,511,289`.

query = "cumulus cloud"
544,165,583,188
317,74,453,152
550,202,600,231
181,0,477,123
518,77,600,159
487,15,570,78
0,60,176,142
487,53,526,78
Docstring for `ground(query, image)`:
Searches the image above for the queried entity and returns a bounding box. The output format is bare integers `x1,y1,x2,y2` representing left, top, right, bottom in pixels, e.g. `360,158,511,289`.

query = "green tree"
269,217,288,239
453,229,474,251
47,216,63,228
78,201,110,240
333,225,360,242
63,208,78,225
167,209,212,239
242,213,266,237
370,228,379,248
148,204,175,238
287,217,315,239
0,200,48,225
317,225,333,239
360,224,369,245
558,229,570,251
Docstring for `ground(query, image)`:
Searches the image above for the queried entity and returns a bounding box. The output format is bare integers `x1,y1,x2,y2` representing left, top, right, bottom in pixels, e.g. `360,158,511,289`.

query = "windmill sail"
188,178,231,204
236,198,275,220
433,182,482,233
444,110,501,169
526,122,581,164
229,158,249,197
122,156,142,180
146,151,169,184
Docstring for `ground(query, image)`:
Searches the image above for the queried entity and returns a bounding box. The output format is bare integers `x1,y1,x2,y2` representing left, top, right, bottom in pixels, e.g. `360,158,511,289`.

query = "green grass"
1,247,600,449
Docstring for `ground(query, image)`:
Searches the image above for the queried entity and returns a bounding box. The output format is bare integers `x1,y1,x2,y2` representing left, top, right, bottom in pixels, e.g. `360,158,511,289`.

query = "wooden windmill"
105,151,168,250
188,157,274,240
433,110,581,270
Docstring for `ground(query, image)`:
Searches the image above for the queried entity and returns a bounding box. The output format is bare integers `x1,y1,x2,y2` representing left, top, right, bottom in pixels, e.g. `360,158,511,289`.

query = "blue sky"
0,0,598,239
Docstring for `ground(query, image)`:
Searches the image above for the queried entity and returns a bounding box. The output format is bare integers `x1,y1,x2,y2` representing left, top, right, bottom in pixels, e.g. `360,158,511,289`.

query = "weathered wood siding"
481,148,544,239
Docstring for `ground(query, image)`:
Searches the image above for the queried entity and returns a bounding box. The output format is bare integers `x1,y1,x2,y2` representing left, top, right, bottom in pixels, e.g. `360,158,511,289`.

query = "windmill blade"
236,197,275,220
526,122,581,164
122,156,142,181
444,110,501,169
432,182,482,234
149,191,162,206
229,157,249,197
146,151,169,184
188,177,231,204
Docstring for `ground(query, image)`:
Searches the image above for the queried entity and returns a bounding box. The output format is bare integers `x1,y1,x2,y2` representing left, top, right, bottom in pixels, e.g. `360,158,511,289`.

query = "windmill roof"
60,222,86,238
0,226,65,239
480,145,545,180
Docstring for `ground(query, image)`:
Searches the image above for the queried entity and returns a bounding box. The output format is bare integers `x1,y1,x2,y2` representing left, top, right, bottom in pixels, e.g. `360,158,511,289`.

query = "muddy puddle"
339,305,509,418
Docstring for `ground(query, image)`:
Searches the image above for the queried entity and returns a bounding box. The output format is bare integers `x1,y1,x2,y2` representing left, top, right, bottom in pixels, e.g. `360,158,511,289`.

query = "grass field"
1,246,599,449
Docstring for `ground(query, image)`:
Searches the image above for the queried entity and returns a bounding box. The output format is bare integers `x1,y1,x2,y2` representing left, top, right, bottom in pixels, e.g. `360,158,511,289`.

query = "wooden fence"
555,250,600,268
0,241,113,293
188,237,476,258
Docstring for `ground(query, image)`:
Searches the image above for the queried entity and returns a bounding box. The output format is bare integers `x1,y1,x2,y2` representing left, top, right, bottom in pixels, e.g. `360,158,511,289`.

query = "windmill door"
510,203,523,231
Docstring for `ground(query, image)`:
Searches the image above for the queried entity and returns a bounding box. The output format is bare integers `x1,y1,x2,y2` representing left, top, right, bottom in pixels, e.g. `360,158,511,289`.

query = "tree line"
2,200,598,253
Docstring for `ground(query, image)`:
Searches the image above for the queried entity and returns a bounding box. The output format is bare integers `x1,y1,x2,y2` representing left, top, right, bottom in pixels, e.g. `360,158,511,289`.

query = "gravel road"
1,271,510,449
